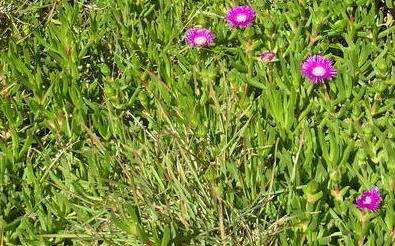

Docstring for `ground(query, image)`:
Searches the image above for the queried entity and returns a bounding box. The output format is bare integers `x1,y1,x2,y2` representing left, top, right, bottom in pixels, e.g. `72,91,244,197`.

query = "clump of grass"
0,0,394,245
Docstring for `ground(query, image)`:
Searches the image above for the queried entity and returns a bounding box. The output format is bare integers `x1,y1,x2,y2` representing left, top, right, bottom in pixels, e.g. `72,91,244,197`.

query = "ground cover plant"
0,0,394,245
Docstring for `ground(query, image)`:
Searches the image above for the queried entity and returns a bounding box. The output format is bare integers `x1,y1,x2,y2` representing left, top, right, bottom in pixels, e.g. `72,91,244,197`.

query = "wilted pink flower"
301,55,336,84
260,51,276,62
185,28,215,47
356,187,382,212
226,6,256,29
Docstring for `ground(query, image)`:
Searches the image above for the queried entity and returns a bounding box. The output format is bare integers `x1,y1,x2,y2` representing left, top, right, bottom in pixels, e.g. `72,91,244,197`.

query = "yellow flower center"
194,36,207,45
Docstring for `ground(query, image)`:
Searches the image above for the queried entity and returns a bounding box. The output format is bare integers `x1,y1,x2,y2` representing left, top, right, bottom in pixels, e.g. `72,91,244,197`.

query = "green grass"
0,0,394,245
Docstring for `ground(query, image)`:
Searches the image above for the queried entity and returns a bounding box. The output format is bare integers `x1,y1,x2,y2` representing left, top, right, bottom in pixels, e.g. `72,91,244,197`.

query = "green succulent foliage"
0,0,394,245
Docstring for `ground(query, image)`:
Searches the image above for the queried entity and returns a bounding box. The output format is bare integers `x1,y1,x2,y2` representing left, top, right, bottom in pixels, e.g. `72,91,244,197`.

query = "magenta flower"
185,28,215,47
301,55,336,84
226,6,256,29
355,187,382,212
260,51,277,62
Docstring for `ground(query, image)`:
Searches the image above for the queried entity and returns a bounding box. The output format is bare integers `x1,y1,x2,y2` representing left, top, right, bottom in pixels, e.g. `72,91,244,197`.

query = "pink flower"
226,6,256,29
355,187,382,212
260,51,276,62
185,28,215,47
301,55,336,84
